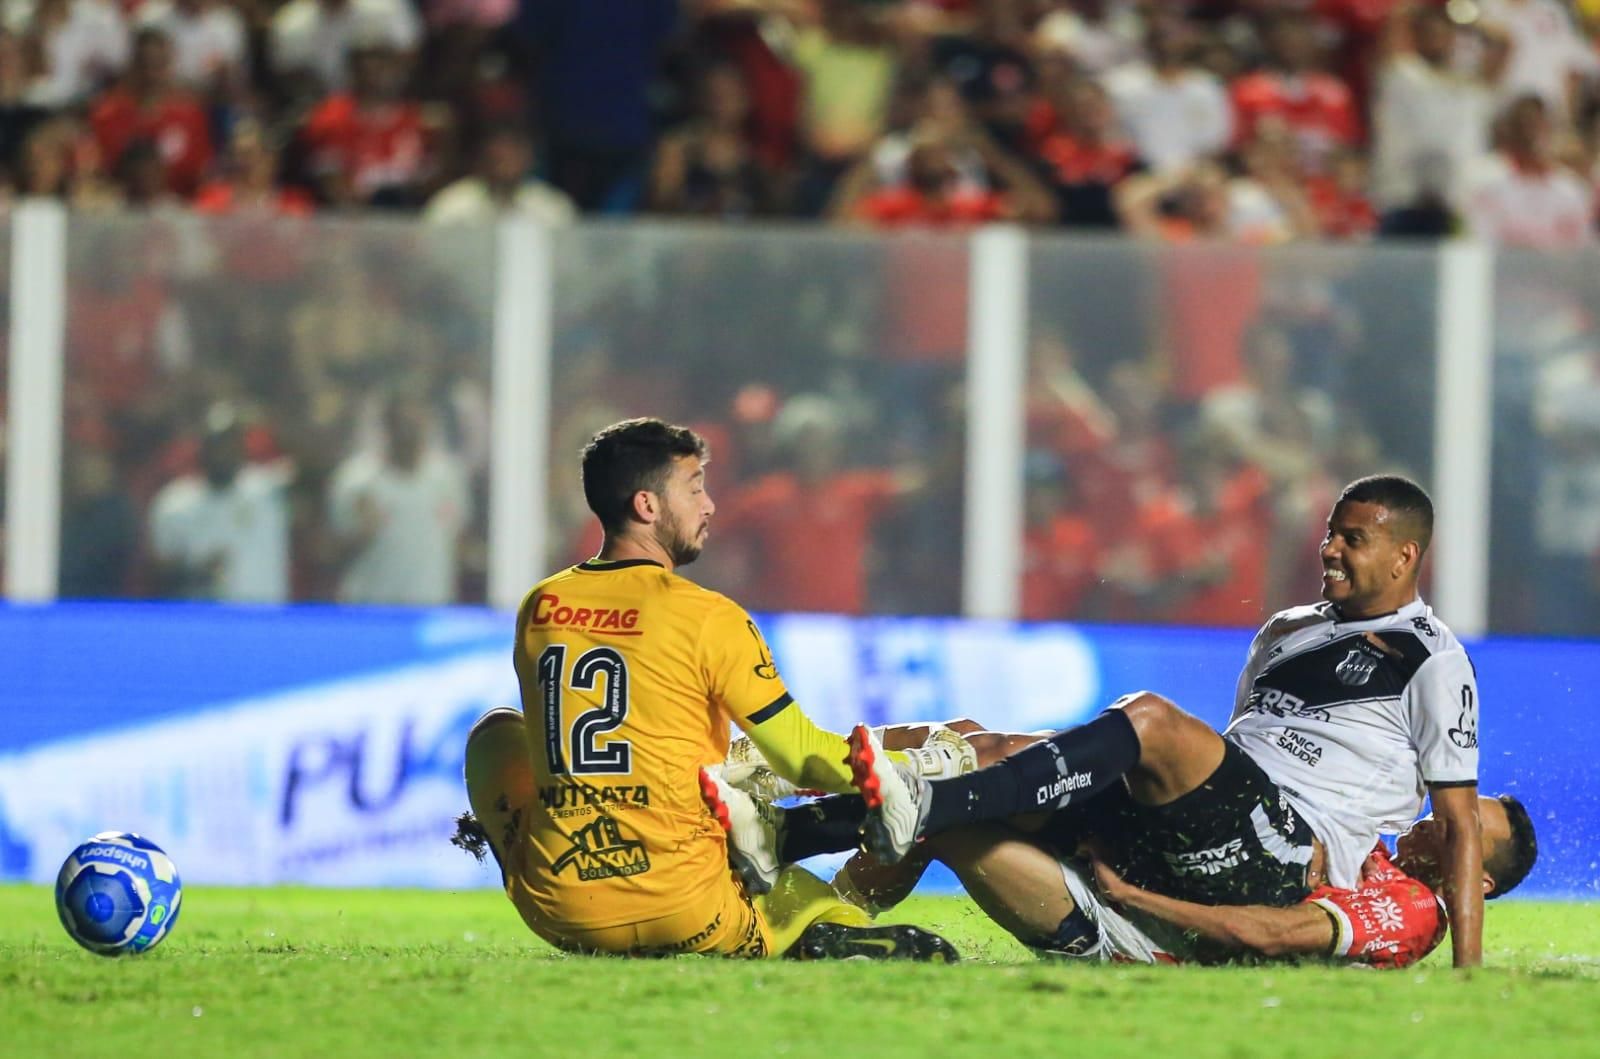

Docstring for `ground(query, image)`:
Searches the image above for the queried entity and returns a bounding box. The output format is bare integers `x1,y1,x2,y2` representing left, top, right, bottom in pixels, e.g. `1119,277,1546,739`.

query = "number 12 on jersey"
536,645,632,775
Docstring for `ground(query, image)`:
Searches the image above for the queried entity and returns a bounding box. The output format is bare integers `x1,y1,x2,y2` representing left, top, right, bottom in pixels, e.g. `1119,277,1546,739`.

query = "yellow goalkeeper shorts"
509,869,773,957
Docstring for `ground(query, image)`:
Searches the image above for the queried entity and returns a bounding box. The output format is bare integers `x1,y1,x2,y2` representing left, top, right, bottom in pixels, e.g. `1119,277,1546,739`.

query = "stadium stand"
12,0,1598,633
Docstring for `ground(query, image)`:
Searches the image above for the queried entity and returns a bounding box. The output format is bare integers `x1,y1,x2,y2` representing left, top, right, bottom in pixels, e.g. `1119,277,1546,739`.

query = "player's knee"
1108,691,1182,742
467,706,523,745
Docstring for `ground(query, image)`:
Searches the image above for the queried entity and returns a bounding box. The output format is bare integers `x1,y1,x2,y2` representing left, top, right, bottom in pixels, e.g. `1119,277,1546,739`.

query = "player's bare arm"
1088,850,1335,959
1429,783,1484,968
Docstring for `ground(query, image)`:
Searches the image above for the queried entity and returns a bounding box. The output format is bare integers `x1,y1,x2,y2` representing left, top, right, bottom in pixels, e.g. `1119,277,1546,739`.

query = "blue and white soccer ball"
55,832,182,956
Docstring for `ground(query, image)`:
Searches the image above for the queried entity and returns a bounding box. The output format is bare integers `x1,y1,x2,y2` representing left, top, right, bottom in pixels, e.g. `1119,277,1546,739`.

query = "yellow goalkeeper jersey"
511,557,853,931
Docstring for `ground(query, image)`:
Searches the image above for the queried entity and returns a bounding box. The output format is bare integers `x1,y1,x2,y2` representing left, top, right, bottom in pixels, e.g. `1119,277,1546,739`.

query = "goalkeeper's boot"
699,767,782,894
788,921,960,963
847,725,932,865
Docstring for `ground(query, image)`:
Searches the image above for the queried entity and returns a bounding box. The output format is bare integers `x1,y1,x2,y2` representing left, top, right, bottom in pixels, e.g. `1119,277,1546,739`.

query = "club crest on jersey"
1335,648,1379,686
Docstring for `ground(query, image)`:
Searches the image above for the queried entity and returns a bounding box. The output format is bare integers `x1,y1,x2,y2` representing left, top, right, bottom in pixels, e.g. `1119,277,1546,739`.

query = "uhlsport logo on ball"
55,833,183,956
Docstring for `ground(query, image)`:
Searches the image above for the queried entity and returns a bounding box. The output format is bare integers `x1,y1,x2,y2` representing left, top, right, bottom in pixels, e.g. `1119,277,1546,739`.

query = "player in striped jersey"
746,475,1489,965
708,744,1536,967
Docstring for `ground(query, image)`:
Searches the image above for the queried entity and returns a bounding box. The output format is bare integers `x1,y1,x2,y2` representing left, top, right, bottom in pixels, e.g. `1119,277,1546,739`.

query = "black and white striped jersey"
1223,597,1479,889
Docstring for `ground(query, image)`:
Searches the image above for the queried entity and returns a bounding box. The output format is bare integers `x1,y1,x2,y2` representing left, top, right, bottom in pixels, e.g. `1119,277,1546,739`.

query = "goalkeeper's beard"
656,509,703,568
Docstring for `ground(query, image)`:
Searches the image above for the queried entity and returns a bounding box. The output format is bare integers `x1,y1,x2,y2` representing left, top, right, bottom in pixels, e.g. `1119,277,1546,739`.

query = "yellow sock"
756,865,873,955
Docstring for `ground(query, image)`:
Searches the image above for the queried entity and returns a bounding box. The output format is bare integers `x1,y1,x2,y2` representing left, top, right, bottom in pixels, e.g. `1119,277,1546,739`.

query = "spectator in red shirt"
1075,359,1175,544
298,38,431,207
1230,11,1360,174
1025,329,1116,463
89,27,212,196
195,119,315,281
1033,77,1144,228
1019,450,1101,621
1306,145,1378,238
65,230,184,418
829,108,1052,372
715,394,918,615
847,136,1005,225
836,134,1015,226
1108,439,1271,627
831,102,1056,227
195,118,315,217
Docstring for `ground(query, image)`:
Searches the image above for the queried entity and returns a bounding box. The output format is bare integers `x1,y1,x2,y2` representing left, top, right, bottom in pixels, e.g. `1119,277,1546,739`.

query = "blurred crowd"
0,0,1593,243
52,218,493,607
0,0,1595,632
540,224,1448,627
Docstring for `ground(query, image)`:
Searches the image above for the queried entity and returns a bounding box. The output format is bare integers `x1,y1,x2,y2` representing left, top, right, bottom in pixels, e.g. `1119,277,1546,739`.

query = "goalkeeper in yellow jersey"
454,417,957,960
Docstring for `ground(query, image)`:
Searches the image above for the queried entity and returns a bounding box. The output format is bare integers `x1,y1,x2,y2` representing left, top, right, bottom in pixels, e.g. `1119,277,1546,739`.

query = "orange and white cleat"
698,767,782,894
845,725,931,865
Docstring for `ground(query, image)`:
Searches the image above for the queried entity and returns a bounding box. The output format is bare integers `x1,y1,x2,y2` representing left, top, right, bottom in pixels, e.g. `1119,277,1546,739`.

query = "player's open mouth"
1322,569,1347,583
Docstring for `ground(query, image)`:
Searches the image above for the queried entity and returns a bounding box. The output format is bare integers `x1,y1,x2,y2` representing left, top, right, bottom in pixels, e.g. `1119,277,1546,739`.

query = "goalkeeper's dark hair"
1338,474,1434,556
1486,794,1537,899
581,418,709,536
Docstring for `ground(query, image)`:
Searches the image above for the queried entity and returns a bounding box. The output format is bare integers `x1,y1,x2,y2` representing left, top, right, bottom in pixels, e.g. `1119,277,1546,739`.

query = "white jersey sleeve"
1404,649,1479,787
1231,622,1275,725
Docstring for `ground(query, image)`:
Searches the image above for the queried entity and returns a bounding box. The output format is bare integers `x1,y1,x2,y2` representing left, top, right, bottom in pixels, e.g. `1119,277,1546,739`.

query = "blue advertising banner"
0,604,1592,897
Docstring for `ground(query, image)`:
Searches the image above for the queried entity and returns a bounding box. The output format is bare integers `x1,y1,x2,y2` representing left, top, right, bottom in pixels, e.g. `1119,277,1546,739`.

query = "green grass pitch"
3,885,1597,1058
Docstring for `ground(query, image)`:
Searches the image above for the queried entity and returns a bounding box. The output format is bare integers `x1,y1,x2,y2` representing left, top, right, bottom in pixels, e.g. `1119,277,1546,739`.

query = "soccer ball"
55,832,183,956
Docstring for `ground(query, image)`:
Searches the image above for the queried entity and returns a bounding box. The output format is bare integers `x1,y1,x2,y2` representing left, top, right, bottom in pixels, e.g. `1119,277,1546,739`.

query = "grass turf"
2,885,1597,1058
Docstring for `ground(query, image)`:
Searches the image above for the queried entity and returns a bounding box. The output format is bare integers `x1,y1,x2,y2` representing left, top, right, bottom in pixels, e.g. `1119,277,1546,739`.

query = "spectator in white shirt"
15,0,128,106
328,393,469,606
424,125,576,225
1102,15,1232,173
149,406,292,604
270,0,420,96
1372,4,1509,213
1463,94,1595,248
135,0,246,99
1478,0,1597,126
1033,0,1143,77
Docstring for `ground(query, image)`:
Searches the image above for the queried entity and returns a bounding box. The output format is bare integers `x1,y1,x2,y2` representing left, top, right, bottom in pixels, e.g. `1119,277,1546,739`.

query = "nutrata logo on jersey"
530,595,641,636
551,815,650,882
1334,648,1379,687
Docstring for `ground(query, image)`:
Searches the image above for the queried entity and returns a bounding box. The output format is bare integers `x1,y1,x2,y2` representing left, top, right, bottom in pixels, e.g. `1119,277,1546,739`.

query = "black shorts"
1040,740,1316,909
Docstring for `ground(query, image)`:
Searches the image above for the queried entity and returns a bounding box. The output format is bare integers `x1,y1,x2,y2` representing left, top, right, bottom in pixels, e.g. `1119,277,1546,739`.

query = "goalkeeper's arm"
733,697,907,795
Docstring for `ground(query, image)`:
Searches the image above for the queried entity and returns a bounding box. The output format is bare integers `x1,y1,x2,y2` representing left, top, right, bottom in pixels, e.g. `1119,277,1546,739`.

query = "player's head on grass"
1395,793,1538,898
1484,794,1539,899
1321,474,1433,618
582,418,713,569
